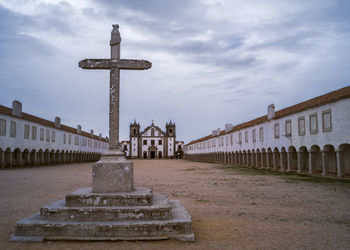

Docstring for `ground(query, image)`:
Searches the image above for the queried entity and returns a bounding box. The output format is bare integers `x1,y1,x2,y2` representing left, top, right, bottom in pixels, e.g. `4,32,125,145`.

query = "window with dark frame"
259,127,264,142
322,109,332,132
10,121,16,138
285,120,292,137
298,117,305,136
40,128,44,141
46,129,50,142
24,124,30,139
309,113,318,134
274,123,280,139
0,119,6,136
32,126,37,140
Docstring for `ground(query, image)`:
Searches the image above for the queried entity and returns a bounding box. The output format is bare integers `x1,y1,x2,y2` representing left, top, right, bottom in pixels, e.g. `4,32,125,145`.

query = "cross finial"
110,24,121,46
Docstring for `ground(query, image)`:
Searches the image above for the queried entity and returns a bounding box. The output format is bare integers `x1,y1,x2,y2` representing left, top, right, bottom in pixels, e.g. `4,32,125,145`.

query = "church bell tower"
166,120,176,158
129,120,140,158
130,120,140,137
166,120,176,137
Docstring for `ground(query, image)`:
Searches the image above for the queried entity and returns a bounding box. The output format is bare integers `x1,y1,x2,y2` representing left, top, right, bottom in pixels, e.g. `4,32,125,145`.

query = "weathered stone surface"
41,194,171,221
11,200,194,242
65,187,153,207
92,158,134,193
79,59,152,70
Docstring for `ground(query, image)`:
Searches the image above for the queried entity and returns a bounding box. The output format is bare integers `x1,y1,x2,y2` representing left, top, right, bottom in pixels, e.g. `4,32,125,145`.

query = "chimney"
225,123,233,132
99,133,102,139
267,104,275,120
12,100,22,117
212,130,216,136
77,125,81,134
55,117,61,128
216,128,220,136
90,130,94,137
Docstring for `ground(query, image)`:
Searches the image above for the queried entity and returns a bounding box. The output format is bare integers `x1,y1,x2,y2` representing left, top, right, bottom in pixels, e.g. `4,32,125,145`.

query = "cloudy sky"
0,0,349,143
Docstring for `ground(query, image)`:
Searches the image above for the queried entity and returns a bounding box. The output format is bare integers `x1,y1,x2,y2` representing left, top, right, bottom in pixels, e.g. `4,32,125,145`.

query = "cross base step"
11,200,194,242
41,194,172,221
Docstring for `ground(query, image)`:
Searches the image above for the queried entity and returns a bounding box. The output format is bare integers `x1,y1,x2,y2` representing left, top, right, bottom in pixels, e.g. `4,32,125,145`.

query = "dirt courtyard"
0,159,349,250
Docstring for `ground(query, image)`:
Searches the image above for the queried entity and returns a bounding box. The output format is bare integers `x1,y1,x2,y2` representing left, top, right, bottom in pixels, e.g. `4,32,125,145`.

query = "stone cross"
79,24,151,151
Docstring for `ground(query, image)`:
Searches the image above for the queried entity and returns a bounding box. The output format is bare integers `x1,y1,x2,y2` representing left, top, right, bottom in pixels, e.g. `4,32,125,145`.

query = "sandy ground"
0,159,349,250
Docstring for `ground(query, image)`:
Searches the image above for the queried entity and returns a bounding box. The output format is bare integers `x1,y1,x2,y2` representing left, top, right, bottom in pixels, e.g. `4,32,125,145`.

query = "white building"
184,86,350,178
121,120,184,159
0,101,108,168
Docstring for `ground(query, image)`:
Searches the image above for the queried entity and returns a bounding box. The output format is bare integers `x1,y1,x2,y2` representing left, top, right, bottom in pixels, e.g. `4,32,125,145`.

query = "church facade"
121,121,184,159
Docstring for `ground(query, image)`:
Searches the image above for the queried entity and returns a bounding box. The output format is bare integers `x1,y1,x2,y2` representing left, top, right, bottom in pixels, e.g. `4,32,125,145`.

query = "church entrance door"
150,151,155,159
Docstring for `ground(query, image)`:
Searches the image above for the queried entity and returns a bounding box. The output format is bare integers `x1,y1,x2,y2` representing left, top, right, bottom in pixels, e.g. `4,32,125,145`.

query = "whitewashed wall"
141,137,164,154
0,114,108,153
168,137,174,156
185,98,350,154
130,137,138,157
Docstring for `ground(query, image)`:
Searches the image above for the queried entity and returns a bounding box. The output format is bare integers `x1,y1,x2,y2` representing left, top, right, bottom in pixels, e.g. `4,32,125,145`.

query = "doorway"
150,151,155,159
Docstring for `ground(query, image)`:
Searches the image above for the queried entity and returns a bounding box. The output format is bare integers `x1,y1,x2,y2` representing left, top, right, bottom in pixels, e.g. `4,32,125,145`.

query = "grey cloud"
0,5,55,59
1,0,350,143
94,0,195,19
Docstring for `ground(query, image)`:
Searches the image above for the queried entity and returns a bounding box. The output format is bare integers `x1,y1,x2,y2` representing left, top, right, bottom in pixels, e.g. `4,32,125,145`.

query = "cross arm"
116,59,152,70
79,59,111,69
79,59,152,70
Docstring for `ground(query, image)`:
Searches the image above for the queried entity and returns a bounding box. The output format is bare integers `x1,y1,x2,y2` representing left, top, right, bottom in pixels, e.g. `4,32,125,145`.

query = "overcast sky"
0,0,349,143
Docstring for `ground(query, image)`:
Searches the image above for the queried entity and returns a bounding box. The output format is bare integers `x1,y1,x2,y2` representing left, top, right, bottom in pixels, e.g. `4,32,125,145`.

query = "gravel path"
1,159,349,250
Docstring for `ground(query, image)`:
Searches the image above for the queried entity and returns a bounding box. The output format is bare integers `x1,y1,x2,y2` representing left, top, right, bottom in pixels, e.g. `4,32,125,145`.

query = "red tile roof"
185,85,350,146
0,105,108,143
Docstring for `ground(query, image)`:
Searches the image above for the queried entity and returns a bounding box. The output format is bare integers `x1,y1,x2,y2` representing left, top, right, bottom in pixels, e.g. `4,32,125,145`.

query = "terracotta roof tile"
185,85,350,146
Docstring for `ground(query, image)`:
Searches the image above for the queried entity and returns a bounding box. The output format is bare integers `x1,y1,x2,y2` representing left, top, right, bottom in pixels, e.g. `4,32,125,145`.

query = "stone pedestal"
10,152,194,242
92,150,133,193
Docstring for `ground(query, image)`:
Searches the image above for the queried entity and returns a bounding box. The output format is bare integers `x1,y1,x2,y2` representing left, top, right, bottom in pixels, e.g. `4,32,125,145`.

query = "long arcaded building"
0,101,108,168
184,86,350,178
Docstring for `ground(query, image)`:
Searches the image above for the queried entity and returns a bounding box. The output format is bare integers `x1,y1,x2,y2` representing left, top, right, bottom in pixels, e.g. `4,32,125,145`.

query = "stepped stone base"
10,188,194,242
11,154,194,242
41,194,172,221
65,187,153,207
